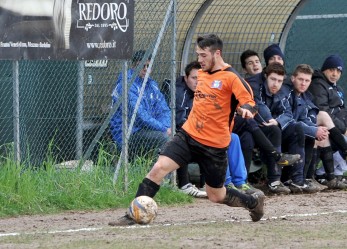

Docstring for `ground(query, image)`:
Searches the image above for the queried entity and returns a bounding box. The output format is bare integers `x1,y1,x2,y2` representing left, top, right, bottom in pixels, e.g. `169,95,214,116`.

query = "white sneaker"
180,183,207,198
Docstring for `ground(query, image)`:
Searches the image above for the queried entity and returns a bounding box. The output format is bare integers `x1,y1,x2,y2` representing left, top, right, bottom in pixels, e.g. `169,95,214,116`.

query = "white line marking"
297,14,347,19
0,210,346,237
0,227,102,237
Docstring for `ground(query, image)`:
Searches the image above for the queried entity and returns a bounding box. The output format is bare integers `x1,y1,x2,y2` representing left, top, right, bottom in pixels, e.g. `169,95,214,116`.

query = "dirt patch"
1,190,347,248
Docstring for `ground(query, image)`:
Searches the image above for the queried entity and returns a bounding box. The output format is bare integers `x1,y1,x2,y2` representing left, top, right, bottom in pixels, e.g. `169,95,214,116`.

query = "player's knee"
207,194,221,203
148,158,175,181
206,189,224,203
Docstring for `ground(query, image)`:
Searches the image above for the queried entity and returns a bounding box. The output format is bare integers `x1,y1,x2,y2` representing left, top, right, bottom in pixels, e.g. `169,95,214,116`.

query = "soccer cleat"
305,178,327,191
336,175,347,184
276,153,301,166
326,178,347,190
248,191,265,222
236,183,262,195
180,183,207,198
287,181,320,194
226,182,237,190
268,181,291,195
108,214,136,226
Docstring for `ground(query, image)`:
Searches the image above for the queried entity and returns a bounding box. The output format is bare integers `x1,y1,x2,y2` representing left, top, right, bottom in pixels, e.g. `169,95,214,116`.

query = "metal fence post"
76,61,85,159
13,61,20,163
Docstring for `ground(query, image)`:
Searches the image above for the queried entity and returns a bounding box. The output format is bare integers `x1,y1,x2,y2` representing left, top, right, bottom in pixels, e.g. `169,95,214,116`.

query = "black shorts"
160,130,228,188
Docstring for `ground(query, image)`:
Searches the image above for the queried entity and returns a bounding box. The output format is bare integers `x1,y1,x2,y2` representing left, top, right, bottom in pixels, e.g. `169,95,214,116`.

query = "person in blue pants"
224,133,260,194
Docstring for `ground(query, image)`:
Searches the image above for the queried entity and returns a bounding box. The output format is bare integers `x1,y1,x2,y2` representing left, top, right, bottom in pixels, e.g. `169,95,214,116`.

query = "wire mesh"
0,0,346,177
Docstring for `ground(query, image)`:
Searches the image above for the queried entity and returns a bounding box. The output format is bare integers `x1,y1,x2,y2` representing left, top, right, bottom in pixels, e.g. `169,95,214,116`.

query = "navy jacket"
282,82,319,138
308,69,347,133
175,76,194,131
247,72,293,130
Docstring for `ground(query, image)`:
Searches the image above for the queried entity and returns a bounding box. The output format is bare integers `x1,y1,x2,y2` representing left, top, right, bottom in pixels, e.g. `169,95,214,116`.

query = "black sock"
329,127,347,157
135,178,160,198
223,188,257,209
319,146,335,181
306,147,317,179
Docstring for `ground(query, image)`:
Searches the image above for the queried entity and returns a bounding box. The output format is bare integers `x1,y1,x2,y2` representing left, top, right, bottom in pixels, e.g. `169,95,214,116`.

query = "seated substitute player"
240,49,263,77
284,64,347,190
252,62,310,194
109,34,265,226
233,45,300,194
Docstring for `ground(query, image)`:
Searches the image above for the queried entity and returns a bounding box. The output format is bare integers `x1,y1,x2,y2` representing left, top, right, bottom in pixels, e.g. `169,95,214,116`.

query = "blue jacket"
257,80,294,130
175,76,194,131
282,82,319,138
246,72,266,104
110,69,171,146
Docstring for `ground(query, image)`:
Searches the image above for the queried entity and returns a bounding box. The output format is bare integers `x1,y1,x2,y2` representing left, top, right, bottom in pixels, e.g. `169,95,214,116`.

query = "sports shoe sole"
249,192,265,222
108,215,136,226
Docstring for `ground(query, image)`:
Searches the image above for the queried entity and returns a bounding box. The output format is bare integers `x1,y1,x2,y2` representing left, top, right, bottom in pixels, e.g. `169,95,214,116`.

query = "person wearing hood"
110,50,171,158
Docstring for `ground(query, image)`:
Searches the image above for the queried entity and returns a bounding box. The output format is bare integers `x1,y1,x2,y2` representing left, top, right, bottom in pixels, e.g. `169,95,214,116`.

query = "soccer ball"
127,196,158,224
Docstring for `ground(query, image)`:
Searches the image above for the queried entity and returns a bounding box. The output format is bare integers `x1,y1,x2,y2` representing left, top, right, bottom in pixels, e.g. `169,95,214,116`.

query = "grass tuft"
0,144,193,217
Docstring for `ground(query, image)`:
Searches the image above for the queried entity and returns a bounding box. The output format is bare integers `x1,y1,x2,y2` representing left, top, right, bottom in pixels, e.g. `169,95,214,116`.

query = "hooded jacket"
110,69,171,146
308,69,347,133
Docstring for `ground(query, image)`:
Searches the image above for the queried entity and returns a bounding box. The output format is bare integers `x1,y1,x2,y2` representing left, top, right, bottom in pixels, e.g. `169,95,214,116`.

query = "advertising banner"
0,0,134,60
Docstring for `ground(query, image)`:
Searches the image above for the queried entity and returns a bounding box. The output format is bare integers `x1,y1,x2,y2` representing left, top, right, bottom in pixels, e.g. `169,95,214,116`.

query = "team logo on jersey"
211,80,222,89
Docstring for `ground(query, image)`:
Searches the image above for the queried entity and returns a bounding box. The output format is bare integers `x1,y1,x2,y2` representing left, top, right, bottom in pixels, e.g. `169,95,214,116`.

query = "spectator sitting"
309,55,347,138
284,64,347,190
175,61,207,197
240,49,263,77
251,62,310,194
110,50,171,159
233,46,300,193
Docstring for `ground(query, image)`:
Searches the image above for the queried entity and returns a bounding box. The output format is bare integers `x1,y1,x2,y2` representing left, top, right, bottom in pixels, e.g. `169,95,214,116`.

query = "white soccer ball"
128,196,158,224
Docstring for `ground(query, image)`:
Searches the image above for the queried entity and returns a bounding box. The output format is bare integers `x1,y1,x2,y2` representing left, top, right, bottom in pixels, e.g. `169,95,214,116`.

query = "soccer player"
110,34,265,226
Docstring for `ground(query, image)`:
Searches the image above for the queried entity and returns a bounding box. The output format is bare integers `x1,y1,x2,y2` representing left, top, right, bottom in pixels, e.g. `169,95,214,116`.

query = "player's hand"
237,107,254,119
316,126,329,141
262,119,278,126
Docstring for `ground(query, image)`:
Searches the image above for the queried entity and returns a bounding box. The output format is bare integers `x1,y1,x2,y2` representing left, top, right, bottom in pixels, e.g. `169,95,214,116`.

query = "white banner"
0,0,134,60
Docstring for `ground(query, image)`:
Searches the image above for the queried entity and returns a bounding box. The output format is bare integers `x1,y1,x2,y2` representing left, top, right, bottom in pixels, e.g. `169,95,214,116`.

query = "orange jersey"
182,65,255,148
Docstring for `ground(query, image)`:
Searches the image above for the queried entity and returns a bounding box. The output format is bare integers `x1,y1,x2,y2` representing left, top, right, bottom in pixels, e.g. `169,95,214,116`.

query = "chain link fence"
0,0,346,179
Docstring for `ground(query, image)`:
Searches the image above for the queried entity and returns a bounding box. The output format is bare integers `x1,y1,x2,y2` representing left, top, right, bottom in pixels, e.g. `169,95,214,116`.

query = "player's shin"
223,187,257,209
135,178,160,198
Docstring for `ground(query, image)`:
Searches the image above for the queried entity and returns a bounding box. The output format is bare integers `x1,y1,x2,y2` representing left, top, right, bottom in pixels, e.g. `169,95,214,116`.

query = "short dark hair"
184,61,201,77
132,50,152,66
196,34,223,53
292,64,314,76
264,62,286,76
240,49,260,69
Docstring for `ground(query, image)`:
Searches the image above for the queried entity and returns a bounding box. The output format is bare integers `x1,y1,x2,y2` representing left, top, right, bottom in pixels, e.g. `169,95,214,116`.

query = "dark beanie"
263,44,284,66
321,55,344,72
